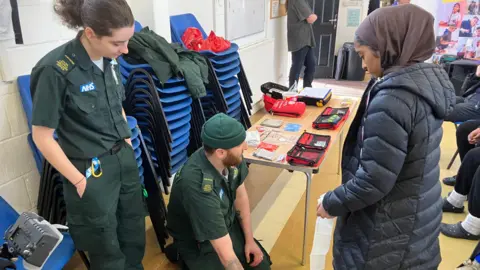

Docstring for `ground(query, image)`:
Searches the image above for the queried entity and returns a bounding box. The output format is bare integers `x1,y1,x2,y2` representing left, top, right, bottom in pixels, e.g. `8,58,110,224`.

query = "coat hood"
372,63,455,119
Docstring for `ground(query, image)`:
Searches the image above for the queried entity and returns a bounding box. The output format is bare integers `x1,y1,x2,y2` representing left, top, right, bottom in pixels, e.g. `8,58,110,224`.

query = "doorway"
309,0,340,78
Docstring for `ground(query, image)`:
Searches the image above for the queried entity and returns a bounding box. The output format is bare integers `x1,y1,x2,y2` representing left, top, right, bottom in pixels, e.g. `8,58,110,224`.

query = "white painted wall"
335,0,370,52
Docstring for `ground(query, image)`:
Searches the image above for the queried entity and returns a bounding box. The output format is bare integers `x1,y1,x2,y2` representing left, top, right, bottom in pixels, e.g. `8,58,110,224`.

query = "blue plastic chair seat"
219,77,240,89
171,123,191,141
134,148,142,159
199,44,239,57
217,67,241,81
132,138,140,149
162,98,193,113
165,106,192,123
131,127,139,140
226,91,241,103
227,99,242,114
136,156,143,167
172,133,190,148
168,114,191,130
172,150,188,167
126,116,137,129
213,59,240,73
210,53,240,66
139,166,144,177
171,139,190,157
172,156,188,174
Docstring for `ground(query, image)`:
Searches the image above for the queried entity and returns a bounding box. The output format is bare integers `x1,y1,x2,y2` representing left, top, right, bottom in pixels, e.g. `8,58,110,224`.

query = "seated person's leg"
443,148,480,213
444,101,480,123
444,120,480,186
442,165,480,240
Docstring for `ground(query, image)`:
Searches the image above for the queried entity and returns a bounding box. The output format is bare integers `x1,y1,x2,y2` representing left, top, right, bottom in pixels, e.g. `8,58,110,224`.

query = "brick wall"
0,80,39,212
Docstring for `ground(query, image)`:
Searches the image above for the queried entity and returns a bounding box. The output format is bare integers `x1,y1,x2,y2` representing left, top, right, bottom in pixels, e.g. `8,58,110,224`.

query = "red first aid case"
286,132,331,167
312,107,350,130
270,99,306,118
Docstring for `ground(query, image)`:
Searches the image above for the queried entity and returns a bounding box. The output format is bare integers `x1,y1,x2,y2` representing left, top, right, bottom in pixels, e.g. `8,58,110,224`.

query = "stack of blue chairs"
169,13,253,128
118,21,206,192
119,59,189,193
127,116,145,187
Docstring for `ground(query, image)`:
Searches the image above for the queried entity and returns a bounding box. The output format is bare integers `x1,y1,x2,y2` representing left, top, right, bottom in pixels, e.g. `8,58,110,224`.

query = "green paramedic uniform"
30,31,146,270
167,149,272,269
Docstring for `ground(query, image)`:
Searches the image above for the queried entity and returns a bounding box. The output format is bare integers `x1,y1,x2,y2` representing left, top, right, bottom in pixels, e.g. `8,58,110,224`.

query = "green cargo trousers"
63,143,146,270
183,219,272,269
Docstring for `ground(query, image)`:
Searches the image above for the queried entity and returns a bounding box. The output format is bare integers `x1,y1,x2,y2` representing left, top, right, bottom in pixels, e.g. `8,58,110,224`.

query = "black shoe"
443,198,465,213
443,176,456,186
441,222,480,240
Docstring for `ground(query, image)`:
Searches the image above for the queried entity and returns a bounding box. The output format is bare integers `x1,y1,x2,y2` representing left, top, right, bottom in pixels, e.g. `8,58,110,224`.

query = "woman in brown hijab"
317,4,455,270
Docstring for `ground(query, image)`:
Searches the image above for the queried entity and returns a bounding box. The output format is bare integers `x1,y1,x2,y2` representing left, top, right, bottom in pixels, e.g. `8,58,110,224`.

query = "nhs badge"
80,82,96,93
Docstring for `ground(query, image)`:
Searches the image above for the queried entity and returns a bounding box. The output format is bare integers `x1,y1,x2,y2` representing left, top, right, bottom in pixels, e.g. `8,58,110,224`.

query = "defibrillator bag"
269,99,306,118
286,131,330,167
312,107,350,130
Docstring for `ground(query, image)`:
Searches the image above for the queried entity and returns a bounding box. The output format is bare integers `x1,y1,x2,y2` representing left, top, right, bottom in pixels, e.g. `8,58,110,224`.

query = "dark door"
309,0,340,78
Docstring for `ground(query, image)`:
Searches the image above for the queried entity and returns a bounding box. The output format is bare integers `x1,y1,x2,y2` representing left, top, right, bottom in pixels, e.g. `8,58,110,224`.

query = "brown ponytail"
54,0,134,37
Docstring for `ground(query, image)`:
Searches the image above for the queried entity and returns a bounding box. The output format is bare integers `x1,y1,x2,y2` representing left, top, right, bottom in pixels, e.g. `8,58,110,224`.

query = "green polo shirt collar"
198,149,228,189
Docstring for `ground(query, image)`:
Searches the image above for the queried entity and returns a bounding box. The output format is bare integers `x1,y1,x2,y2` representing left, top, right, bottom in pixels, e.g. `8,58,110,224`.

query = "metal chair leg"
78,250,90,269
447,149,459,170
447,122,460,170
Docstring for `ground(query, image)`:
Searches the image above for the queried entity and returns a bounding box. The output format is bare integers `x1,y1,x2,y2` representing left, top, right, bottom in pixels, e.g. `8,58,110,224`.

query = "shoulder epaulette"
53,54,76,75
201,172,214,193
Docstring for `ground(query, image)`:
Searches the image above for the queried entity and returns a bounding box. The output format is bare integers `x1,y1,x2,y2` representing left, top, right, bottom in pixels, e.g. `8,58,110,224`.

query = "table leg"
337,131,343,175
302,171,312,266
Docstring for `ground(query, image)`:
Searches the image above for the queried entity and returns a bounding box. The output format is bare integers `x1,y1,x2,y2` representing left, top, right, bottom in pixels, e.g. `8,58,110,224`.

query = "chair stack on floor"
37,160,66,225
169,13,253,129
119,58,195,192
127,116,146,187
126,115,170,252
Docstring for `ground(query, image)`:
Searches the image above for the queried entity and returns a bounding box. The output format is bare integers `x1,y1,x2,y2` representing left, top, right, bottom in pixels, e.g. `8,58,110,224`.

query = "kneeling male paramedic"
167,113,272,269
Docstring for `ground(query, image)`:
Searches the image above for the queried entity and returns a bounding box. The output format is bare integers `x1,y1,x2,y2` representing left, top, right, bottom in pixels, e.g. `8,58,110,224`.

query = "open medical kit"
312,107,350,130
286,131,331,167
296,87,332,107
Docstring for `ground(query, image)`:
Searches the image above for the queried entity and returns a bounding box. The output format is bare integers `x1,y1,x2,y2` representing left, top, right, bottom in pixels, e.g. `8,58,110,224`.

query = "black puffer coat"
322,63,455,270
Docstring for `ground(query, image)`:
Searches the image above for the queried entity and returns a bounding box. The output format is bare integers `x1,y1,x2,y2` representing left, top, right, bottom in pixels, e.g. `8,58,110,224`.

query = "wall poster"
433,0,480,62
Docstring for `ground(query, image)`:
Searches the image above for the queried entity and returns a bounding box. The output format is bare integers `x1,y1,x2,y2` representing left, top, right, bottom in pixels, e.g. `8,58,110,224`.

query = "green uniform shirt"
166,148,249,258
31,31,131,159
287,0,316,52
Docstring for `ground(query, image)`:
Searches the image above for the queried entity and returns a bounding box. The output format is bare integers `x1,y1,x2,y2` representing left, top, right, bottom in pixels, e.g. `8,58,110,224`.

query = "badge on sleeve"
201,173,214,193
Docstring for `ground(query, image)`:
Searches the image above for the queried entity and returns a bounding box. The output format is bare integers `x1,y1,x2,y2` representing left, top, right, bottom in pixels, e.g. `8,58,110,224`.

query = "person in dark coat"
316,4,456,270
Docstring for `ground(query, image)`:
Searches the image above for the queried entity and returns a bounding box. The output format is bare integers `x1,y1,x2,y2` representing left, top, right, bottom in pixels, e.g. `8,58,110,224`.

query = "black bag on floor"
335,42,365,81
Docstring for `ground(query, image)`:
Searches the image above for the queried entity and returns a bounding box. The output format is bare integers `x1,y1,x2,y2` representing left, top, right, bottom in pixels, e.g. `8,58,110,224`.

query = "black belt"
70,141,126,161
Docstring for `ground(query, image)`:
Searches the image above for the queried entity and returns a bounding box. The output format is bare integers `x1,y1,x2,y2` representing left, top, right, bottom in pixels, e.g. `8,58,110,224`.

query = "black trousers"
455,146,480,217
289,46,316,88
456,120,480,160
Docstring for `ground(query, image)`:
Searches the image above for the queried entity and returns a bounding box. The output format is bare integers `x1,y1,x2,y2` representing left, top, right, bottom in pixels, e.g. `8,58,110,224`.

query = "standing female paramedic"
30,0,146,269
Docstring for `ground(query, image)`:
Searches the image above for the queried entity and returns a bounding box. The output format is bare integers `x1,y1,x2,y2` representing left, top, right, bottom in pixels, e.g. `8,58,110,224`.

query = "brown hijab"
355,4,435,75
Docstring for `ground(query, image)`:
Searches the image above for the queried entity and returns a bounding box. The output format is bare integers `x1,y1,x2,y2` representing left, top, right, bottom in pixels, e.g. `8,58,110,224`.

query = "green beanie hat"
201,113,246,149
